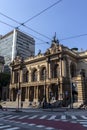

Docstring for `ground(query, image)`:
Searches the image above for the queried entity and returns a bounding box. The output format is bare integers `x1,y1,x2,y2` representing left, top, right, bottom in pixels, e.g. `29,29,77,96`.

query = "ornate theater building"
10,38,87,107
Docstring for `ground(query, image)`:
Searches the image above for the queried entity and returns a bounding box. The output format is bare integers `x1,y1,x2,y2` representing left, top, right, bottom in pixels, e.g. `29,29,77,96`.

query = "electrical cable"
0,20,15,28
19,0,62,25
0,20,49,44
60,33,87,41
0,12,51,40
0,12,19,24
22,24,51,40
0,0,62,40
18,28,49,43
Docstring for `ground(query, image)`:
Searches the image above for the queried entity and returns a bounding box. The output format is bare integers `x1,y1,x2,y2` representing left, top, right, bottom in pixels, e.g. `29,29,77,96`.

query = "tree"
0,73,10,87
0,72,10,101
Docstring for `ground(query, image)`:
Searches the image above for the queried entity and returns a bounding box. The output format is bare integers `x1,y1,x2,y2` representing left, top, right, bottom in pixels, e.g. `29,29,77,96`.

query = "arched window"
23,70,29,83
51,64,58,78
54,64,58,78
80,69,85,77
32,69,37,81
40,67,46,80
72,83,78,102
14,71,18,83
70,62,76,77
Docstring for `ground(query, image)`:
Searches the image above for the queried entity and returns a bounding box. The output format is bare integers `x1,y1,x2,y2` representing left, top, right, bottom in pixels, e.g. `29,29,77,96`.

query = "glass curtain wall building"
0,29,35,72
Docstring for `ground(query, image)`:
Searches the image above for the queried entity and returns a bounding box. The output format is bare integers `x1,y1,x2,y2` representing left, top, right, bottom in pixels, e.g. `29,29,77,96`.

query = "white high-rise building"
0,29,35,72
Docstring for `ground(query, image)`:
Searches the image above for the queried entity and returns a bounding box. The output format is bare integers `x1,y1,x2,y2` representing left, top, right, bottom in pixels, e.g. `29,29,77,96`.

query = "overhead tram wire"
1,18,87,44
0,20,15,28
19,0,62,26
0,0,62,41
18,28,49,44
21,24,51,40
0,12,51,41
0,20,49,44
0,12,19,24
60,33,87,41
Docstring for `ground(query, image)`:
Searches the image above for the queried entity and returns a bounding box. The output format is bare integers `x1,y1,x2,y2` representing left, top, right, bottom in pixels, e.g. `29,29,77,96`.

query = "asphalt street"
0,108,87,130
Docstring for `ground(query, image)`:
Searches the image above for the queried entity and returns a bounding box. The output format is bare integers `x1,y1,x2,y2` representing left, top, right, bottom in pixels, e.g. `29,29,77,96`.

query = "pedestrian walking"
21,101,23,109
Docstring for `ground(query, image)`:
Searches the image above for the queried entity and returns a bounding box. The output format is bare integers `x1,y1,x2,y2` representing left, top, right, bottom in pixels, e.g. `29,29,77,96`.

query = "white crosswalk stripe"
1,113,87,122
83,125,87,127
4,127,20,130
36,125,45,128
18,115,28,119
2,115,13,119
45,127,54,130
1,113,87,129
28,115,38,119
71,115,77,119
48,115,56,120
9,115,19,119
61,115,66,120
79,121,87,124
0,125,11,128
81,116,87,120
78,121,87,128
0,123,20,129
39,115,47,119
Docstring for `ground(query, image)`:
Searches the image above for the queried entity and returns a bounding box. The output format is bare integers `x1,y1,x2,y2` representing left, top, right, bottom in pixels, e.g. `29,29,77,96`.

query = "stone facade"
10,39,87,107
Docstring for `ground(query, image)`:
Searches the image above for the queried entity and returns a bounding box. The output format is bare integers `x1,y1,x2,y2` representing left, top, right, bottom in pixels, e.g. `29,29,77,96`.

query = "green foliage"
0,73,10,87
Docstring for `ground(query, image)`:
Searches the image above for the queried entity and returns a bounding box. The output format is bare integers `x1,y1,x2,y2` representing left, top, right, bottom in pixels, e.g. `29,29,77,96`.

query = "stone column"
12,71,14,84
49,86,52,101
46,85,49,102
20,70,23,83
59,77,63,100
27,87,29,101
25,87,29,102
37,66,40,81
60,58,62,77
49,63,51,79
34,87,36,101
10,88,13,101
36,86,38,102
29,69,31,82
77,75,85,104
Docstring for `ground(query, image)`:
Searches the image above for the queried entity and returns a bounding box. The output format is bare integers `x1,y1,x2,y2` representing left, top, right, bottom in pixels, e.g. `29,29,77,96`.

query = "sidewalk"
2,106,87,115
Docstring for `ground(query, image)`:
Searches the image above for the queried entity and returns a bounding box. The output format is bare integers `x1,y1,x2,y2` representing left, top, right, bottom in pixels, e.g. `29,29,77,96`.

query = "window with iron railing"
14,71,18,83
70,63,76,77
40,67,46,80
32,69,37,81
51,64,59,78
23,71,29,83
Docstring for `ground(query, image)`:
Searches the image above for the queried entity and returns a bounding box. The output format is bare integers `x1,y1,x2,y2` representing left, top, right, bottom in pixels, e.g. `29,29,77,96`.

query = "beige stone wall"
9,42,87,106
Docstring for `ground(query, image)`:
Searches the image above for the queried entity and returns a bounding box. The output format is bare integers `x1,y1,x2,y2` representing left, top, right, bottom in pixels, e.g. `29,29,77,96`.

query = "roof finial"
52,32,59,44
53,32,56,42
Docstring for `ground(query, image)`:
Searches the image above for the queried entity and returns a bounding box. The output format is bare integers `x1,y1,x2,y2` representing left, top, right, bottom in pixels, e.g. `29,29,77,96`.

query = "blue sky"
0,0,87,54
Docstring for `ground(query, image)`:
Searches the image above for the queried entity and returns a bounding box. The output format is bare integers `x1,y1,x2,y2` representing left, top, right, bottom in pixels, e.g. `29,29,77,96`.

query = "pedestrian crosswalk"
0,113,87,121
1,114,87,129
0,123,20,130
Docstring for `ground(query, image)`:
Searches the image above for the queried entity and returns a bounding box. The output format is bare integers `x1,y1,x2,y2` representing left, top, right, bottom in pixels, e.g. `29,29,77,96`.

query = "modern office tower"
0,29,35,72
